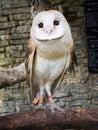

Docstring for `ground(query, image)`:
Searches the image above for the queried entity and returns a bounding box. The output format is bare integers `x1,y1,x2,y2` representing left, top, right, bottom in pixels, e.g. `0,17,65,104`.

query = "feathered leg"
45,82,63,113
32,86,45,111
32,92,39,105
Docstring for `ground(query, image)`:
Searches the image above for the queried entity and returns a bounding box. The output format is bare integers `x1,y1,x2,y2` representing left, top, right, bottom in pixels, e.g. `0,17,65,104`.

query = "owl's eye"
38,22,43,28
54,20,59,26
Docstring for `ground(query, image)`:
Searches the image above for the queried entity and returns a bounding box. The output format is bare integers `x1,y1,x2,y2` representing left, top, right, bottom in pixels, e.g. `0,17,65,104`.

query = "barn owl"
25,10,74,111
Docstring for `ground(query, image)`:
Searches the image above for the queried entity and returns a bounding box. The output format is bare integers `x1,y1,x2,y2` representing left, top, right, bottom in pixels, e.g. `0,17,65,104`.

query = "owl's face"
31,10,71,41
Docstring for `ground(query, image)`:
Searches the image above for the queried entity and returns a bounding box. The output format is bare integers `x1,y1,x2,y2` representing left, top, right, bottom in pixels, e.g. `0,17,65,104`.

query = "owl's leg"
32,92,39,105
45,82,54,104
32,87,44,105
35,86,45,109
39,86,44,104
45,82,64,113
32,87,45,113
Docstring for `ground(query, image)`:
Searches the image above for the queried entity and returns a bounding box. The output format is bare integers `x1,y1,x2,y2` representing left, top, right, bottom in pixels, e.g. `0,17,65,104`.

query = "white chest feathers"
34,53,67,82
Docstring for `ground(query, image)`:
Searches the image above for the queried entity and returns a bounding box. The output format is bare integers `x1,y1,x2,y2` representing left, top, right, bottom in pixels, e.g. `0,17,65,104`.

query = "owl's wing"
51,42,76,94
25,38,36,102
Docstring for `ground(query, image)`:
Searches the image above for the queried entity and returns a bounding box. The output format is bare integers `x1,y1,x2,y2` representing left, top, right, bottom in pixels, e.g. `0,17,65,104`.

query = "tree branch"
0,108,98,130
0,63,26,89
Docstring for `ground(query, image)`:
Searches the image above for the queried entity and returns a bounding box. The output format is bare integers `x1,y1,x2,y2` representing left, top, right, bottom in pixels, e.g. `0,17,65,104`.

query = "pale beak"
44,26,53,35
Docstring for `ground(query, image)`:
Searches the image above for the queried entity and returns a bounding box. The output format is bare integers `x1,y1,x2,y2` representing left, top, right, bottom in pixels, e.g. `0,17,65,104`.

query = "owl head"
30,10,72,42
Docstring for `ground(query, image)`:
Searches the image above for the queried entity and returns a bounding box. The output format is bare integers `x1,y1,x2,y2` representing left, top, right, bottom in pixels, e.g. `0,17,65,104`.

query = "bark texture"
0,108,98,130
0,63,26,88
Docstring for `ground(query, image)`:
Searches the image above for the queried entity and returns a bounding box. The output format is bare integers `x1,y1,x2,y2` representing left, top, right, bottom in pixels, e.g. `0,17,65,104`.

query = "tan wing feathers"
25,39,35,80
52,41,76,93
25,38,36,101
25,39,35,63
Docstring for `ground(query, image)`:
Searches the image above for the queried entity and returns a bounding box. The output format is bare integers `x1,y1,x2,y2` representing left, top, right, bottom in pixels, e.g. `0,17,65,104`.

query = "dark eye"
54,20,59,26
38,22,43,28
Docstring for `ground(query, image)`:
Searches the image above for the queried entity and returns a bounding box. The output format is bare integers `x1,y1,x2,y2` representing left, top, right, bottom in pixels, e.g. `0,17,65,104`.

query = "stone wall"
0,0,98,115
0,0,32,68
0,0,32,115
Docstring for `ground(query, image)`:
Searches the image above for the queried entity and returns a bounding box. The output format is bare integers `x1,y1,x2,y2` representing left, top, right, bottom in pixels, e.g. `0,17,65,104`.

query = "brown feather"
25,38,37,102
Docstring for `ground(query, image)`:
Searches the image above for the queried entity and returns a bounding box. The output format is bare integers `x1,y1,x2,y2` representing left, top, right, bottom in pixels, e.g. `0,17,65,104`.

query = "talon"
48,96,54,104
32,97,39,105
32,103,44,113
32,96,44,105
49,103,64,113
39,96,44,104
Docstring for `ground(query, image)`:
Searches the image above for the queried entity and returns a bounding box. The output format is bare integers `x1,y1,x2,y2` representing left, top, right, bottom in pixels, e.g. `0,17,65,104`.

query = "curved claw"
32,97,39,105
32,103,45,113
48,97,54,104
46,103,64,113
32,96,44,105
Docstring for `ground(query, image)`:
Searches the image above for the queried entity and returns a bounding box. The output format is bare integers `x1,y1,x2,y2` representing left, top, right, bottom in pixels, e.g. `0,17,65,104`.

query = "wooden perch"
0,63,26,89
0,108,98,130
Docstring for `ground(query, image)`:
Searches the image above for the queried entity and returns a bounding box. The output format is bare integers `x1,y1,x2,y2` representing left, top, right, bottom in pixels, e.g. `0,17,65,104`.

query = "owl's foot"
46,103,64,113
46,97,64,113
32,103,45,113
31,96,45,113
34,103,44,109
48,96,54,104
32,96,44,105
32,97,39,105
